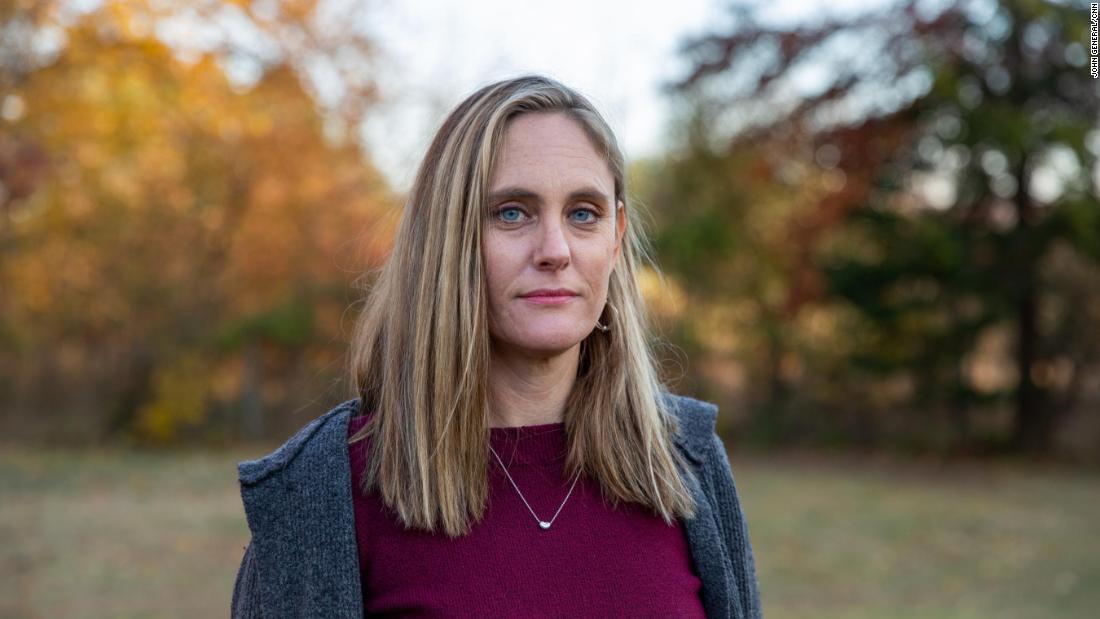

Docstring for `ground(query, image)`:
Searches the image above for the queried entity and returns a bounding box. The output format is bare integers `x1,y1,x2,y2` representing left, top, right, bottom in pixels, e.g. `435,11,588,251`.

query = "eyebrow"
487,185,611,208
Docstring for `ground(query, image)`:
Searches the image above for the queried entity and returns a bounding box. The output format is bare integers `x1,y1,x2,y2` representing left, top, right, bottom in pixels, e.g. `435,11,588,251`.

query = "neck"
487,342,580,428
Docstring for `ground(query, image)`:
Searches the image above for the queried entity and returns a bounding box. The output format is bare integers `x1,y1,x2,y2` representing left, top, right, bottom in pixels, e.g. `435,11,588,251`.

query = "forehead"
490,112,613,192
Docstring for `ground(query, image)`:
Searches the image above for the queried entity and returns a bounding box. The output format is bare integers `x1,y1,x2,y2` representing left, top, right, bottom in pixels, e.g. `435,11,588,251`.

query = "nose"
533,218,570,270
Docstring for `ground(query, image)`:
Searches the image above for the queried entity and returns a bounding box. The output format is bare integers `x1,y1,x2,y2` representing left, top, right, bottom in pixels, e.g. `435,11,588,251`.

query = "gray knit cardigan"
231,392,763,618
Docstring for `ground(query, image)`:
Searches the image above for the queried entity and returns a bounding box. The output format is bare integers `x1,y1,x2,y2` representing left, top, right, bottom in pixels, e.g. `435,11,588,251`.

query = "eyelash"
492,205,601,225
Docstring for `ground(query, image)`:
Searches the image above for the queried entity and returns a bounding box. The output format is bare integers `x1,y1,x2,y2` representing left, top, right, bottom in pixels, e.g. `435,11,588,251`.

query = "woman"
231,74,762,618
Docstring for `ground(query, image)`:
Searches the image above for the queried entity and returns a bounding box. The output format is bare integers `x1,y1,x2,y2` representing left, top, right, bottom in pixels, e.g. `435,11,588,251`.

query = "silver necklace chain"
488,443,582,530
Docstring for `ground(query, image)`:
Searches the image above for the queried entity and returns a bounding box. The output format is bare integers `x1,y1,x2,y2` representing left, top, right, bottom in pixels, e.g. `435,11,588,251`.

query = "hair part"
347,73,697,538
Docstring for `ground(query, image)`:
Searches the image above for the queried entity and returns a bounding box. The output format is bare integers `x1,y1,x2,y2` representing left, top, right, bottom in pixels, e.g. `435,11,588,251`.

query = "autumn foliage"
1,1,396,443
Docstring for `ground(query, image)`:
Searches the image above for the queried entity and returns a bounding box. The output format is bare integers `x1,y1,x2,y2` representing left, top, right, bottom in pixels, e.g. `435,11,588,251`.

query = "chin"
505,330,585,356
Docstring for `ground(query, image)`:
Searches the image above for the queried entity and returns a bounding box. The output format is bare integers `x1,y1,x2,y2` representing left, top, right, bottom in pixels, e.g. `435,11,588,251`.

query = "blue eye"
497,207,524,222
572,209,598,223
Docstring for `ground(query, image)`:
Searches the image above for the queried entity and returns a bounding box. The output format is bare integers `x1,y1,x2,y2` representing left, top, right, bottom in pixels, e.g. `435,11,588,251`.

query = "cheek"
577,245,614,280
482,237,515,298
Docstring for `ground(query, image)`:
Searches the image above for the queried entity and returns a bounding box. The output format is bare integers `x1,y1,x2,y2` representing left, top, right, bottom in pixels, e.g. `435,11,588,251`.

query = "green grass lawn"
1,445,1097,618
736,450,1100,619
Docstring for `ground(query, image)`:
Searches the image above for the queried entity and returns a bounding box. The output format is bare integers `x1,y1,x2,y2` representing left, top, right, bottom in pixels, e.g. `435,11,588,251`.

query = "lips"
520,288,578,298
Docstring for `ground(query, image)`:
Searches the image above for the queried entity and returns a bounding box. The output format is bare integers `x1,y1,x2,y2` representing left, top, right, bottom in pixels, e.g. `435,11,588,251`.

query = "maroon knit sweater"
347,411,707,617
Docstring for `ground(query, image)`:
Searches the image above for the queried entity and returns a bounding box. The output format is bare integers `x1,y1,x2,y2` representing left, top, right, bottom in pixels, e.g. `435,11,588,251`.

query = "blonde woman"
231,74,762,618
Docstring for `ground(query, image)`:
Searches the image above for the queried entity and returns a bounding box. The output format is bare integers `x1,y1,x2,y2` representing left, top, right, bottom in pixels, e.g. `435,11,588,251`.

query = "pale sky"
357,0,731,192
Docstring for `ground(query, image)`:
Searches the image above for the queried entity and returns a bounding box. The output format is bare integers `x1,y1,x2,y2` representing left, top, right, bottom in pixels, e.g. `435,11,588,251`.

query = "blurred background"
1,0,1098,616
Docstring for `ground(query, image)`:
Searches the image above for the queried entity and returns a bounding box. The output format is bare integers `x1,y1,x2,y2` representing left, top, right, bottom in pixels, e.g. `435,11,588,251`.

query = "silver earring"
594,302,615,332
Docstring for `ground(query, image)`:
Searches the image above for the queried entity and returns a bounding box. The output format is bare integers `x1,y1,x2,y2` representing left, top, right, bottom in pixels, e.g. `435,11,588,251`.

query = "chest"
352,462,708,618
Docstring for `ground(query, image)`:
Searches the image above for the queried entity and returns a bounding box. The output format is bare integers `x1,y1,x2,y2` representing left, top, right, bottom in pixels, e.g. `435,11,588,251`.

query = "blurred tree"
660,0,1100,454
0,0,397,443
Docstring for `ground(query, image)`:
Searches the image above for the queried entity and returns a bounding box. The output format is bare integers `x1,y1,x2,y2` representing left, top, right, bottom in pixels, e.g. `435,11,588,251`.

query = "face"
483,111,627,359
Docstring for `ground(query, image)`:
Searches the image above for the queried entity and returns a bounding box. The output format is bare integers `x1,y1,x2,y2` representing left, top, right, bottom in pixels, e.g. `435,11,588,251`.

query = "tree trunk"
1010,268,1049,452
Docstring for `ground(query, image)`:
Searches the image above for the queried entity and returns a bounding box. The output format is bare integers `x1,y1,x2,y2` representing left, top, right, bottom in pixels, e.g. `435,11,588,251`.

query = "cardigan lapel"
665,393,738,619
238,400,363,618
677,455,737,619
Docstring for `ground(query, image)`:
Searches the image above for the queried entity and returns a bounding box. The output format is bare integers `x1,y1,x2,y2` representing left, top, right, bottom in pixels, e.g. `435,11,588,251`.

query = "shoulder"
659,389,720,464
236,392,718,483
237,397,361,486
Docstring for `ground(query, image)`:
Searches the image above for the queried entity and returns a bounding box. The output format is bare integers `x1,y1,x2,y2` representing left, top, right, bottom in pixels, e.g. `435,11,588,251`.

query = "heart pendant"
539,521,551,530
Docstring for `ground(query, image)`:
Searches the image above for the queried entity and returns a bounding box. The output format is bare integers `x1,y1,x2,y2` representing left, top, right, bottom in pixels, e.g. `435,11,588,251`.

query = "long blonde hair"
347,74,697,538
